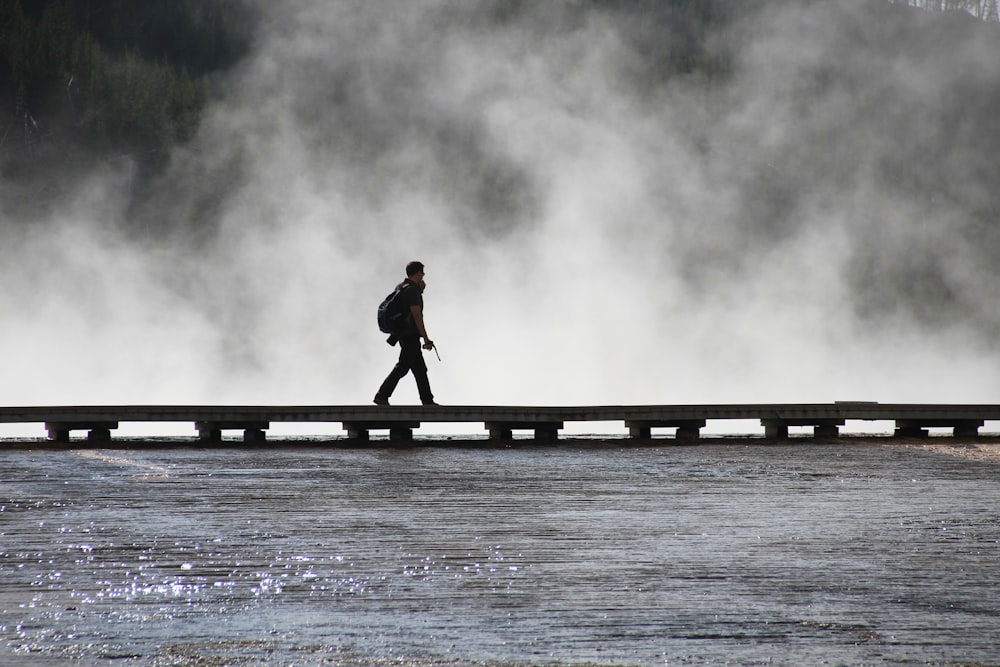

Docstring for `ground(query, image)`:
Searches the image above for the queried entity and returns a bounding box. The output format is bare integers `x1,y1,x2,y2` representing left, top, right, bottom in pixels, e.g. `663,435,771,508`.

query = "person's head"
406,261,425,280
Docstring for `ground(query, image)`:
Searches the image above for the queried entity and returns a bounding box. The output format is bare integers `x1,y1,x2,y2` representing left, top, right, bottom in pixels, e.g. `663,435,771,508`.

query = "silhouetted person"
374,261,436,406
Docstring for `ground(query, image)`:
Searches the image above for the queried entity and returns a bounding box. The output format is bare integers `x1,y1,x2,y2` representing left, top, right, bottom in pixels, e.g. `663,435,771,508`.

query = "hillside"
0,0,255,219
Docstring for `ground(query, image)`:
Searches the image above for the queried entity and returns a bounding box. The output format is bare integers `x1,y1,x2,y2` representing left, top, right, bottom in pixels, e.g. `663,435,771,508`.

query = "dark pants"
375,335,433,403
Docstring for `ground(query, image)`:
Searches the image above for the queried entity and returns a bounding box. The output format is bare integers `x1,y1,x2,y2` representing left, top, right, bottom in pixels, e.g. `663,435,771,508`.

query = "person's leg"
374,340,414,403
393,337,434,404
410,349,434,404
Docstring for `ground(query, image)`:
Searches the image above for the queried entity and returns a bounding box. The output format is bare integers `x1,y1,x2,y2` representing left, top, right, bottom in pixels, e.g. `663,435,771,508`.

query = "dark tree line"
887,0,999,20
0,0,254,185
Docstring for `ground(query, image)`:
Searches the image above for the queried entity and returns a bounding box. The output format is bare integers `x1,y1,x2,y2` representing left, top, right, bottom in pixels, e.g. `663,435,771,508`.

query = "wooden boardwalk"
1,402,999,443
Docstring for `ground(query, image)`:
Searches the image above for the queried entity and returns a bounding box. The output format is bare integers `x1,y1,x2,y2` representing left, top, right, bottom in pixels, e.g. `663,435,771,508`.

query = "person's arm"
410,305,434,349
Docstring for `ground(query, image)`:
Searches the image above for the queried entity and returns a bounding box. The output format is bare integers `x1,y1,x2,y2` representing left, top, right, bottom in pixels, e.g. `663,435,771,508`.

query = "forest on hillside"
889,0,998,20
0,0,254,205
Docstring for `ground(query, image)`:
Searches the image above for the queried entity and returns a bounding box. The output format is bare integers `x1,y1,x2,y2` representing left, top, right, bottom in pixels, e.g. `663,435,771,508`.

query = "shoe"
422,400,438,406
373,396,389,406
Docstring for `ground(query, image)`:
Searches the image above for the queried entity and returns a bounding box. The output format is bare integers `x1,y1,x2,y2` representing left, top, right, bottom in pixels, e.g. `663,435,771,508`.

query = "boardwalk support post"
389,427,414,442
954,421,983,438
814,423,840,438
196,422,222,441
762,420,789,439
484,422,563,442
45,423,70,442
487,423,513,440
343,422,420,442
625,420,705,440
535,423,561,441
895,419,982,438
244,427,268,444
45,422,118,442
345,424,369,441
761,419,844,440
87,426,113,442
196,421,269,443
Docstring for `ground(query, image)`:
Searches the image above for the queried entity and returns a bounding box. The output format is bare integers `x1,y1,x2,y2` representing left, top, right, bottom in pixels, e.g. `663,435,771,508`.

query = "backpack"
377,282,412,334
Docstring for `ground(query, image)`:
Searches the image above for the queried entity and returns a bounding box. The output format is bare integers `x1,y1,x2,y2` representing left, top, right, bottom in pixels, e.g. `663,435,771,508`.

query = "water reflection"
1,443,998,665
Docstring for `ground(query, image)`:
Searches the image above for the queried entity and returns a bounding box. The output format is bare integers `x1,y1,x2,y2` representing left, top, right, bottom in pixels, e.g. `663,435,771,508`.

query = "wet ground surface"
1,441,999,666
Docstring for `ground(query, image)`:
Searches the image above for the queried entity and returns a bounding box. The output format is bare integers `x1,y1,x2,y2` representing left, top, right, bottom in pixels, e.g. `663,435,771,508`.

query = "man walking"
374,261,437,406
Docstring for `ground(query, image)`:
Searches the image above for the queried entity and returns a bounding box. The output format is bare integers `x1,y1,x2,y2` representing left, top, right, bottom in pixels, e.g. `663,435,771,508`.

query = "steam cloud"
3,0,999,426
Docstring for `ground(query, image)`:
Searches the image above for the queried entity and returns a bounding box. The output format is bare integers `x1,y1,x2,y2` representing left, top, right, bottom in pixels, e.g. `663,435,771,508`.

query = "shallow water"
1,442,998,666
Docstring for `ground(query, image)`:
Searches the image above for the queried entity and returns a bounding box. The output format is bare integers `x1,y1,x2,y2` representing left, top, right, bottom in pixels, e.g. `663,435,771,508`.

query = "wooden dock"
1,402,999,443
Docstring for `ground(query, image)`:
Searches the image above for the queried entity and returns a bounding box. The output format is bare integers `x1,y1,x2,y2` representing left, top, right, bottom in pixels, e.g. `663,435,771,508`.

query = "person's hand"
423,339,435,350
